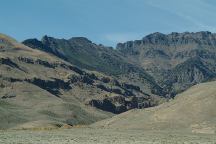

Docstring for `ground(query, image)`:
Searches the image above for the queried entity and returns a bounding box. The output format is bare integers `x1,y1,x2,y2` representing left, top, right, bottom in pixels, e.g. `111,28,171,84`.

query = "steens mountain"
23,32,216,97
1,31,216,129
0,34,164,129
23,36,165,96
117,31,216,95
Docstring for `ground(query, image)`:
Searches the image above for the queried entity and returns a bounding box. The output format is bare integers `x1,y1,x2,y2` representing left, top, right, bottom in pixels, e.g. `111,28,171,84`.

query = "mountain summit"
116,31,216,95
23,36,165,96
1,31,216,129
23,32,216,97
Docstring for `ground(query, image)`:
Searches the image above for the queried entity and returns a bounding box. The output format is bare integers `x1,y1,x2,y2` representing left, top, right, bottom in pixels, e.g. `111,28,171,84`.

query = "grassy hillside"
23,36,165,96
93,80,216,134
0,34,115,129
0,34,166,129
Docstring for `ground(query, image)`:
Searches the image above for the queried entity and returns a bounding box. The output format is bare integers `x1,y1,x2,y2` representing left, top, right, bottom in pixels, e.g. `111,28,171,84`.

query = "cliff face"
116,31,216,95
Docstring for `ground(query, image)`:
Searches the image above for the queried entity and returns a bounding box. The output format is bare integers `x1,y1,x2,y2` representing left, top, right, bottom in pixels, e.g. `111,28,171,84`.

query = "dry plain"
0,128,216,144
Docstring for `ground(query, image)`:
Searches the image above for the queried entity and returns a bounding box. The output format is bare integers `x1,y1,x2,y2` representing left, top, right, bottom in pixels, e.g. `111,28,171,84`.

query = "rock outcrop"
116,31,216,96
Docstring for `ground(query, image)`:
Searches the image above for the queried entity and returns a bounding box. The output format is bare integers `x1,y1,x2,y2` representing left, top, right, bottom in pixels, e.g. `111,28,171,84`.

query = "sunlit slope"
93,81,216,133
0,34,114,129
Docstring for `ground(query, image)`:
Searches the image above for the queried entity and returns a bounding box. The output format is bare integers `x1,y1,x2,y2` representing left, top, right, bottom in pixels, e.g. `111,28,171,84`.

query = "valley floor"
0,128,216,144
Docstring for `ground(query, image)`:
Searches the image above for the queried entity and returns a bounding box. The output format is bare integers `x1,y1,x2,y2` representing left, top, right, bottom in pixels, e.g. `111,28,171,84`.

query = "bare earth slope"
93,80,216,134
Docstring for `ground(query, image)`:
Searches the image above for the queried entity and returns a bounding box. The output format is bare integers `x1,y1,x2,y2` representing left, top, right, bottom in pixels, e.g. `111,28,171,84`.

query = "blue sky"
0,0,216,47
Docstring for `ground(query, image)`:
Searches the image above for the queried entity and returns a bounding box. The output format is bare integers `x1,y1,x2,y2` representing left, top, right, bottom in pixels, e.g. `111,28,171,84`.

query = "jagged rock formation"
23,36,165,97
2,31,216,129
89,95,156,114
22,31,216,110
116,31,216,95
23,32,216,97
0,34,166,129
93,81,216,134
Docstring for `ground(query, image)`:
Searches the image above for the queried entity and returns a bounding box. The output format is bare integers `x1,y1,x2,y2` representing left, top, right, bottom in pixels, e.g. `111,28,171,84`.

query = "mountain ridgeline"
23,31,216,97
23,36,165,97
0,31,216,129
0,33,164,129
116,31,216,95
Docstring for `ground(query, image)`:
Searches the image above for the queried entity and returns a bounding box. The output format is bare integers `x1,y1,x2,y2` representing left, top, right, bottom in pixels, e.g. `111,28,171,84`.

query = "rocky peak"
41,35,58,46
115,31,216,96
22,39,44,49
143,32,167,44
117,31,216,50
69,37,92,44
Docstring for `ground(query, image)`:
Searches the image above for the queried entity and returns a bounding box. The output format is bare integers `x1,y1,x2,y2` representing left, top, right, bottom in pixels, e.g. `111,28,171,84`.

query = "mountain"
0,33,168,129
23,32,216,97
0,33,112,129
23,36,166,96
2,31,216,129
116,31,216,95
93,80,216,134
21,32,216,113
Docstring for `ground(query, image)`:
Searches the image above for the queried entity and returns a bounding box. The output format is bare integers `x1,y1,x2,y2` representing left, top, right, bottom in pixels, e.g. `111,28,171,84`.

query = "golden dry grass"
0,128,216,144
93,81,216,134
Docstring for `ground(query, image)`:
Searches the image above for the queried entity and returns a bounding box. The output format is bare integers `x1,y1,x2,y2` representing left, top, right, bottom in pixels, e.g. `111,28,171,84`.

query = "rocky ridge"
116,31,216,95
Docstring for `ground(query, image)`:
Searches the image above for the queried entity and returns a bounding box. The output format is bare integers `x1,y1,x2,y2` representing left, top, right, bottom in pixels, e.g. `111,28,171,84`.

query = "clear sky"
0,0,216,47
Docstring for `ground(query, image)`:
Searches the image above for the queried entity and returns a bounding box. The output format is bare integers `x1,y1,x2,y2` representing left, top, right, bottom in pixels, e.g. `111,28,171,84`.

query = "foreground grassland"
0,128,216,144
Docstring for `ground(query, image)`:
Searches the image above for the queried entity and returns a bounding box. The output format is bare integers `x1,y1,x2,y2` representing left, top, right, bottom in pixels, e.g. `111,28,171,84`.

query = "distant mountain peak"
41,35,56,44
69,37,92,43
145,32,166,38
117,31,216,49
22,32,216,99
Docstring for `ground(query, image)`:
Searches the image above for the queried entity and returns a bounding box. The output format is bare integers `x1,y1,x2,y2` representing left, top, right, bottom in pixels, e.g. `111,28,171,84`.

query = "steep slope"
0,34,112,129
162,57,216,95
23,36,165,96
0,34,164,129
23,32,216,98
117,31,216,96
93,80,216,134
